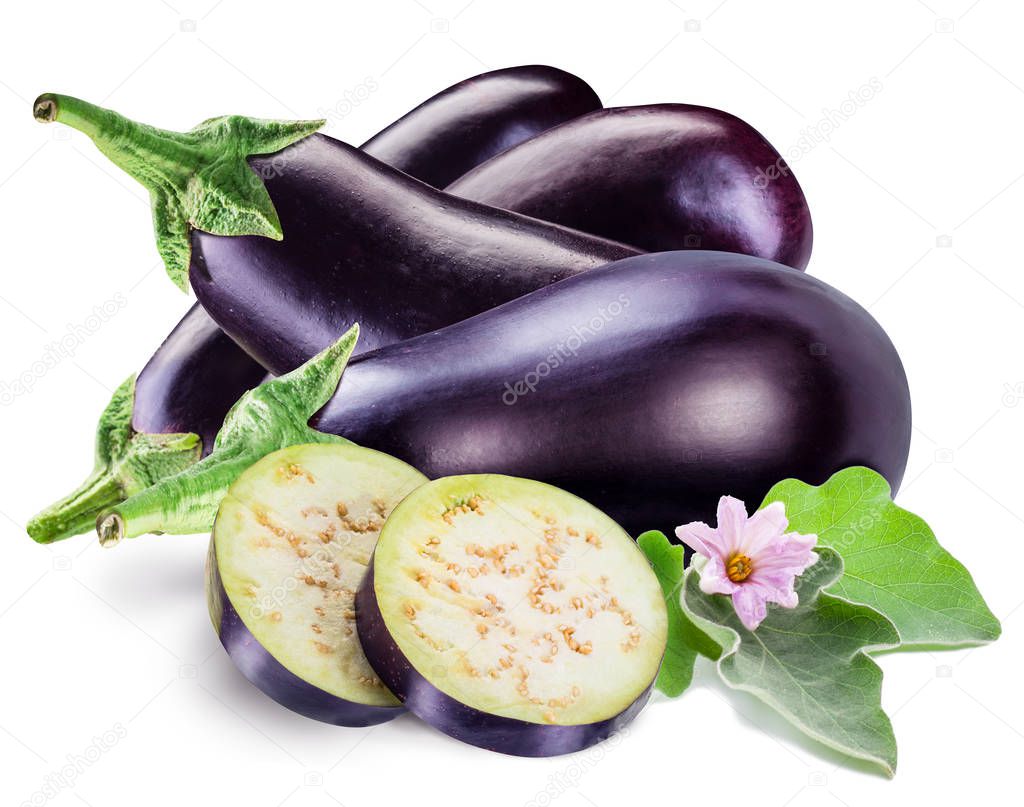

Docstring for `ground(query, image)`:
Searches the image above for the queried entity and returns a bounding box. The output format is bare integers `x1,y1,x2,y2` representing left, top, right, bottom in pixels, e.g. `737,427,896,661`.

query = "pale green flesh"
213,444,427,707
373,475,668,725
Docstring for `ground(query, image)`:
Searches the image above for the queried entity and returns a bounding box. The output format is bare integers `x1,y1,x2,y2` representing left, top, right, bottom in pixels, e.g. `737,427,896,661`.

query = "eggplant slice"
357,474,668,755
208,443,427,726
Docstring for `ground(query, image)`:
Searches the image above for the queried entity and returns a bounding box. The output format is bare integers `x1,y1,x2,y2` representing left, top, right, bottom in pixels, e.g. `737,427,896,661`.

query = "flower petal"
698,556,740,596
716,496,749,554
741,501,789,556
732,585,769,631
772,587,800,609
755,535,818,575
675,520,725,559
749,567,798,589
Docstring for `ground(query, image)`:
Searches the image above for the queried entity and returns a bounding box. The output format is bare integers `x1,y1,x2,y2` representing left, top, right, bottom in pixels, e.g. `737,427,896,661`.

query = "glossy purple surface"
133,306,267,455
447,104,814,270
208,543,404,726
190,134,639,375
313,251,911,537
355,559,651,756
360,65,601,188
135,66,604,449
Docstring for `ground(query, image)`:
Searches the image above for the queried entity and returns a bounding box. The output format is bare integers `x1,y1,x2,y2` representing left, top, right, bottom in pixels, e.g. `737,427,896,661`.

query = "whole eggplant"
360,64,601,188
191,135,639,375
141,64,605,454
96,252,911,546
447,104,814,270
303,251,910,537
29,66,604,542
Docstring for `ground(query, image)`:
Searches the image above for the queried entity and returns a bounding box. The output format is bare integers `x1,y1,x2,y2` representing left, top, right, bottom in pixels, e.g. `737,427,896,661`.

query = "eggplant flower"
676,496,818,631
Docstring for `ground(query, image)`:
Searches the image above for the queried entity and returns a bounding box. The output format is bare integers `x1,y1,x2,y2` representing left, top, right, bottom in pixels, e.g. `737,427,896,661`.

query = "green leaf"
34,93,323,290
761,467,1001,648
95,325,360,546
681,548,900,777
637,531,719,696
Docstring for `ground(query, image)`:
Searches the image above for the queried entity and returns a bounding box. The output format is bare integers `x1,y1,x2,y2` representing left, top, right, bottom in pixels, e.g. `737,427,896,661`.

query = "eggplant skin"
191,135,639,375
447,104,814,270
360,65,601,189
355,559,652,756
207,542,404,727
133,306,267,454
313,251,911,538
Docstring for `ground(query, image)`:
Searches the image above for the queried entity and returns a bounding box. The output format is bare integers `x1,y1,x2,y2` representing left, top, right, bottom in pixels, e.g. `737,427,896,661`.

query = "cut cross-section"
208,443,427,726
357,474,668,755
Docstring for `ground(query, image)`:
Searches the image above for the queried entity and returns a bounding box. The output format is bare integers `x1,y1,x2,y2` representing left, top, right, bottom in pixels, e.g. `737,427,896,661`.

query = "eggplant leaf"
761,467,1001,648
680,548,900,777
637,531,718,696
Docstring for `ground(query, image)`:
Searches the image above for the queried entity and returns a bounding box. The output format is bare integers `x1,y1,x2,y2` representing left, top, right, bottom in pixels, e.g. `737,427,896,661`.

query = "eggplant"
142,64,603,440
99,251,911,545
189,135,638,375
208,443,427,726
355,474,667,756
29,67,603,542
360,64,601,188
309,251,910,536
133,305,268,451
447,104,813,270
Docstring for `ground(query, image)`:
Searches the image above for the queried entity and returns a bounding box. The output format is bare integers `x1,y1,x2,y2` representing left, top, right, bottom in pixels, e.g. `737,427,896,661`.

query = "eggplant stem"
32,92,324,290
97,512,124,548
28,470,123,544
26,376,202,543
95,325,361,544
33,95,58,123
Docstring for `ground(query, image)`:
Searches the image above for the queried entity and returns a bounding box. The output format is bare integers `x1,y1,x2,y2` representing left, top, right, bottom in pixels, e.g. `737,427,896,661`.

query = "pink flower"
675,496,818,631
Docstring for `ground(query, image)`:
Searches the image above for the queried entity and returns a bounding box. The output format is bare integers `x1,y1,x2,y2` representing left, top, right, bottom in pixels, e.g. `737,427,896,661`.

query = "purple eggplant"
29,67,603,542
447,104,813,270
360,64,601,188
355,474,667,755
190,135,639,374
309,252,908,536
141,64,603,444
99,251,911,545
133,306,267,452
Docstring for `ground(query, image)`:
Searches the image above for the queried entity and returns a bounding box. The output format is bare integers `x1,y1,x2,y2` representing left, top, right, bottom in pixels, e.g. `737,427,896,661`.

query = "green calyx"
96,324,361,547
26,376,202,543
33,93,324,291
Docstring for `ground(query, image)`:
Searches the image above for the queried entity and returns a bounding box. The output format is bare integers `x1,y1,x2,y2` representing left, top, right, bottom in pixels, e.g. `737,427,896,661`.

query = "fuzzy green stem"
33,93,324,290
28,470,123,543
99,449,254,546
96,325,360,546
34,93,196,176
26,376,202,544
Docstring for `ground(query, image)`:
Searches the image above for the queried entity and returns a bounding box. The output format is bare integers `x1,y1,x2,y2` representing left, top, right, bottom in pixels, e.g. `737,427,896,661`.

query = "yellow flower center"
726,553,753,582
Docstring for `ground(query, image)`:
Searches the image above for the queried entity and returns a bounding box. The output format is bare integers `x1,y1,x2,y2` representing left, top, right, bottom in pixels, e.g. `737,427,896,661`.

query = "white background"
0,0,1021,804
